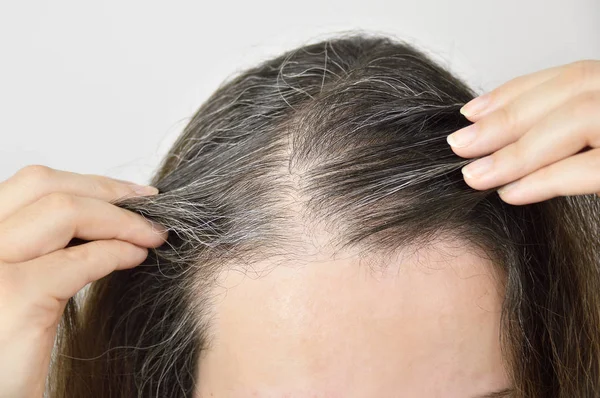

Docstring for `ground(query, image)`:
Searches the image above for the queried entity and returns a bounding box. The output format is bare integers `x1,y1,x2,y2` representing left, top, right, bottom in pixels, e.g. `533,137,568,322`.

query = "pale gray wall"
1,0,598,183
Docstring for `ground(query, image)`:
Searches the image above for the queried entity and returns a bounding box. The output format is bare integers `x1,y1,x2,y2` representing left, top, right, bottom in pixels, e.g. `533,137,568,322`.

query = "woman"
0,34,598,397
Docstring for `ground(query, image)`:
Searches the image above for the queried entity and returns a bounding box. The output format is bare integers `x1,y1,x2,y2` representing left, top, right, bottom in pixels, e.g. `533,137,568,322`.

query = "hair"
49,33,600,397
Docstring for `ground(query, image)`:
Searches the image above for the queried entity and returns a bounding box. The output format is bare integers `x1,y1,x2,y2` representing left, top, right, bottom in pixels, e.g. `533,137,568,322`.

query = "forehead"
196,240,510,398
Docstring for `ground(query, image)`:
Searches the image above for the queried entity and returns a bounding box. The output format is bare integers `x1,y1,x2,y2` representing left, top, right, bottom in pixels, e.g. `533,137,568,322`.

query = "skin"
0,167,167,398
0,59,598,398
195,240,510,397
449,60,600,203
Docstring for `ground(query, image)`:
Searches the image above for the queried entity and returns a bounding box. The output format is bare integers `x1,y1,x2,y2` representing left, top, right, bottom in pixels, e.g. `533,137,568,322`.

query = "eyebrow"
475,388,514,398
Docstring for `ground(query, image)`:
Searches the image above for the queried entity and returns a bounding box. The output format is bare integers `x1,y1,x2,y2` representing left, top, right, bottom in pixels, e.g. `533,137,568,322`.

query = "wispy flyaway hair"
50,33,600,398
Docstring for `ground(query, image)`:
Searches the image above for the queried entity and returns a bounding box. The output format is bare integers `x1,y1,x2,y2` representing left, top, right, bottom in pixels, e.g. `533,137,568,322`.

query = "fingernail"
462,156,494,179
130,185,159,196
447,124,478,148
460,93,490,117
150,221,168,235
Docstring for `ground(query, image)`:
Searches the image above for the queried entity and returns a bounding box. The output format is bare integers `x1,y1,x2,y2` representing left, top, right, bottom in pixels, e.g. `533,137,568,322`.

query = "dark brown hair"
50,33,600,397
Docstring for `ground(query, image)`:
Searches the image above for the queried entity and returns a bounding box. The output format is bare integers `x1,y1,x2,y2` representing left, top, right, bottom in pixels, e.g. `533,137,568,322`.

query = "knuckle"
94,179,121,198
535,166,557,196
575,90,600,110
495,106,518,132
566,91,600,135
563,60,600,88
39,192,77,214
505,141,529,175
81,240,123,268
572,59,599,73
85,175,126,200
13,164,53,185
86,179,104,197
62,241,96,264
533,162,552,181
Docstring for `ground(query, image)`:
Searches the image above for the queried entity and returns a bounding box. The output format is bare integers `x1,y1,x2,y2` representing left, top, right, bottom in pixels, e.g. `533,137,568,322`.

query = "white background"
0,0,598,183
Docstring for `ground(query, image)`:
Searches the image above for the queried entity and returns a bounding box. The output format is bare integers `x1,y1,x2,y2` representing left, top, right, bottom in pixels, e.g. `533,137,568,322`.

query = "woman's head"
51,34,600,397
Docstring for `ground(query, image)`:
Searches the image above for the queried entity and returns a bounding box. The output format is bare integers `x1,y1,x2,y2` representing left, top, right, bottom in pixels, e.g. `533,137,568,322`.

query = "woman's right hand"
0,165,168,398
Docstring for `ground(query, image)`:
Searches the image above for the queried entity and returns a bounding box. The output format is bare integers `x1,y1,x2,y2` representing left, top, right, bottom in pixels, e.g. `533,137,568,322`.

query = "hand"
0,165,168,398
447,60,600,205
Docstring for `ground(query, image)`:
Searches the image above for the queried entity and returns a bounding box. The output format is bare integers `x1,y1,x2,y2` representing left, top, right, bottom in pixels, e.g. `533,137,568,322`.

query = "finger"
0,165,158,222
21,239,148,301
460,92,600,190
460,63,567,120
449,62,600,159
496,147,600,205
0,193,167,263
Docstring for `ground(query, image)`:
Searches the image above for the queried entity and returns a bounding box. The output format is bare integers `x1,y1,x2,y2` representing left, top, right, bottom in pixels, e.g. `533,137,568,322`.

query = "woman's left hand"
446,59,600,205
